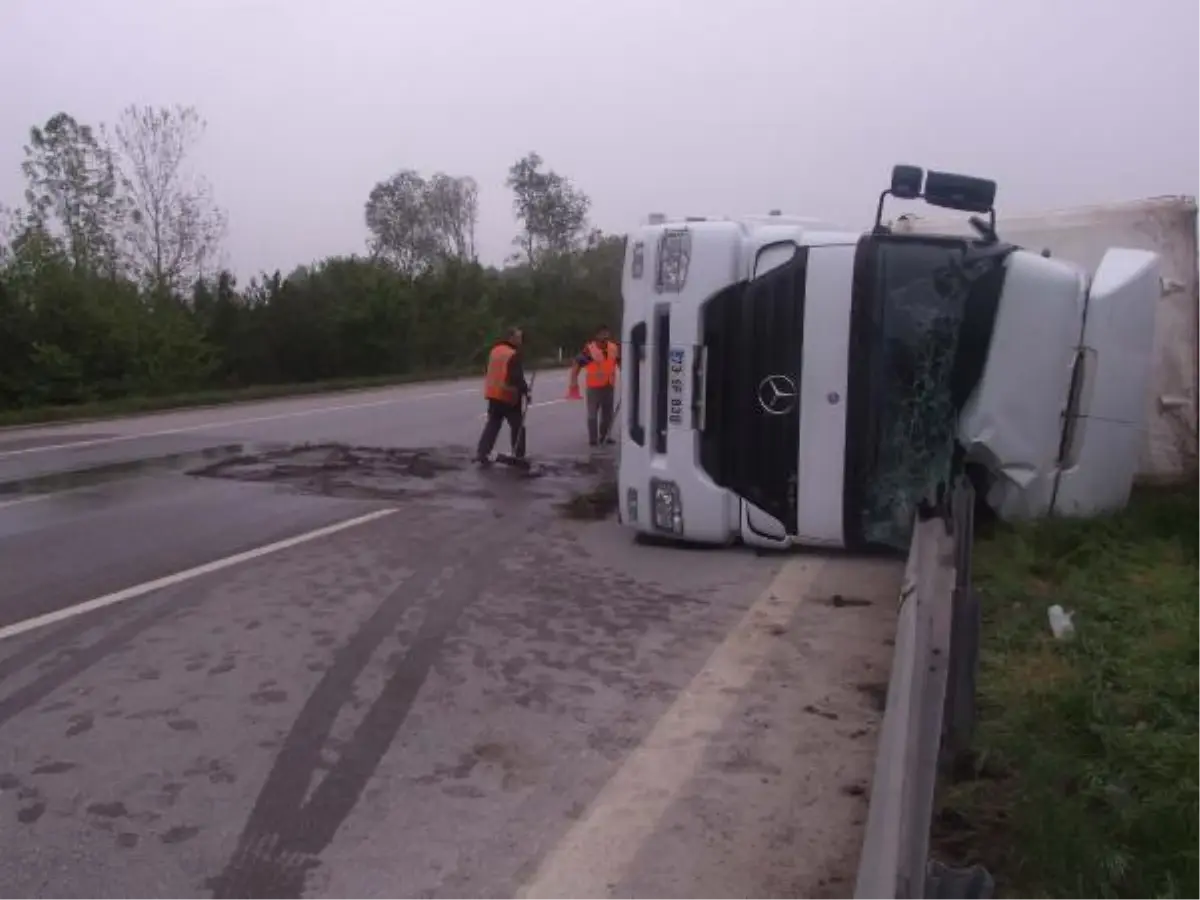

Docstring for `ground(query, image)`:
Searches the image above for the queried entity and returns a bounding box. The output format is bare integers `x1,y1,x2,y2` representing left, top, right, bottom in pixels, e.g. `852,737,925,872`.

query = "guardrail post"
941,479,978,772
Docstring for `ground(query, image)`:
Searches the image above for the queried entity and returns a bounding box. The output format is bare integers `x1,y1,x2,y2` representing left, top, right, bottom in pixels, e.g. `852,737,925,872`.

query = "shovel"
596,372,622,447
594,397,621,447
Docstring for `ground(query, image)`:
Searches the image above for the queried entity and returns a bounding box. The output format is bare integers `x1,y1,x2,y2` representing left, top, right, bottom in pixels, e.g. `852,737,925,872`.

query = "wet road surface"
0,373,900,898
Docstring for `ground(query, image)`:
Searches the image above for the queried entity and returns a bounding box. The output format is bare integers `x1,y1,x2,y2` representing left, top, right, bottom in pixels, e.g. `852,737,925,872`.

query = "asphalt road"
0,372,900,899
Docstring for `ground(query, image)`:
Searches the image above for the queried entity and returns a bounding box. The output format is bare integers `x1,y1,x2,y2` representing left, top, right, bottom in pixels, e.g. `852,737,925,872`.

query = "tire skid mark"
0,580,211,731
0,632,79,687
208,508,527,898
0,593,168,685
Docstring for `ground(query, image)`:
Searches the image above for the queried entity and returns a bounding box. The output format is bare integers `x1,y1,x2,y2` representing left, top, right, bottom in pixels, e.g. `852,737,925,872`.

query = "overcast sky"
2,0,1197,278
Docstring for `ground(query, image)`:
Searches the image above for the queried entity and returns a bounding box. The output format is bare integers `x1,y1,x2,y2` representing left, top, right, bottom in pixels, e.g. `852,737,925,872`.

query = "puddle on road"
189,443,615,514
0,443,282,506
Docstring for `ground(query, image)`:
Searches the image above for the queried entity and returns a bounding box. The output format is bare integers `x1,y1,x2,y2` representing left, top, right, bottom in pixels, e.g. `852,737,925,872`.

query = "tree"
21,112,126,277
113,104,226,295
364,170,478,273
2,112,624,415
425,172,478,262
0,204,17,266
506,152,590,266
577,229,627,321
365,170,437,273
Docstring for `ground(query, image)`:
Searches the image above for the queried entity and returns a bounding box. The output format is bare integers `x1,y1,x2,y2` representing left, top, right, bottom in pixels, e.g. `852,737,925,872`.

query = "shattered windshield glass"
858,239,1001,550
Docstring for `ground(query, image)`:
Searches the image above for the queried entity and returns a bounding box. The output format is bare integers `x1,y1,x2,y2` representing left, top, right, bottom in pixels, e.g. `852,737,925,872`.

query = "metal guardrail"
855,479,989,900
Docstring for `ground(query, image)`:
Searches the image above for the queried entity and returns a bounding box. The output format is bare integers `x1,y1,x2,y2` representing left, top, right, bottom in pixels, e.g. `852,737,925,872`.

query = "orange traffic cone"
566,383,582,400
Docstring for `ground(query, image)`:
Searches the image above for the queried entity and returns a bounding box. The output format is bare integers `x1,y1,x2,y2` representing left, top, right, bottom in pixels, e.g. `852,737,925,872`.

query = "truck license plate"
668,347,686,427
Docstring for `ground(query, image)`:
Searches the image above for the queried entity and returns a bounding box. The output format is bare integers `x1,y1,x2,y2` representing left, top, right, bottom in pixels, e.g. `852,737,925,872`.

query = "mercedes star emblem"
757,374,798,416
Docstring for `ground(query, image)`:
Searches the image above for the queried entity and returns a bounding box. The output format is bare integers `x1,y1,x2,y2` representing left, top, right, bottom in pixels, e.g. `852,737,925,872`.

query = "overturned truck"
618,165,1169,551
893,192,1198,485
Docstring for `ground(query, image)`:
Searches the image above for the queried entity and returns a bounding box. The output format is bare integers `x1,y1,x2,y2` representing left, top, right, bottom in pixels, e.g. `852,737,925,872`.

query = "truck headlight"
650,478,683,533
654,229,691,294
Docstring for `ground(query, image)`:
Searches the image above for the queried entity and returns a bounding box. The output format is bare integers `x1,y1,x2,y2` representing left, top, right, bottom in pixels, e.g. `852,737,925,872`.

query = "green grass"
0,359,569,429
934,483,1199,899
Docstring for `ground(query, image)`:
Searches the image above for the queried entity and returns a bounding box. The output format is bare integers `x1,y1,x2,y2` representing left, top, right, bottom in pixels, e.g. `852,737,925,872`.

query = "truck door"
1053,248,1161,516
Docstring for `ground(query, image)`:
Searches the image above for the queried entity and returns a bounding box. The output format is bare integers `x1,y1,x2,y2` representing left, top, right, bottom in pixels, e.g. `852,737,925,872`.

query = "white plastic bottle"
1048,604,1075,640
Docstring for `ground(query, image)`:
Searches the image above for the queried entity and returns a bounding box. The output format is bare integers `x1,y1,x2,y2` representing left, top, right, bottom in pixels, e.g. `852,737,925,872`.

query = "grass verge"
933,483,1198,898
0,360,569,429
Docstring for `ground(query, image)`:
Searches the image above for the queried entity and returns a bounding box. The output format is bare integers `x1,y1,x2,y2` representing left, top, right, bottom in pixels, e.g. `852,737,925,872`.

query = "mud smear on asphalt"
189,443,614,513
559,479,618,520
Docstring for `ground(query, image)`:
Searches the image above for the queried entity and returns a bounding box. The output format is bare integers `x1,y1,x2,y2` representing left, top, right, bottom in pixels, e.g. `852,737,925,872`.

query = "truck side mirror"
891,165,924,199
925,170,996,214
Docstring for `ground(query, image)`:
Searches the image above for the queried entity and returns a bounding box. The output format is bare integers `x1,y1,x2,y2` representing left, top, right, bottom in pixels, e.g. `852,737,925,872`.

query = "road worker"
475,326,531,465
566,324,620,446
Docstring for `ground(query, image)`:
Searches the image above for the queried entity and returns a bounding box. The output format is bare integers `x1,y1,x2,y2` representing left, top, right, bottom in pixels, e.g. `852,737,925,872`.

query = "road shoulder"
519,552,901,899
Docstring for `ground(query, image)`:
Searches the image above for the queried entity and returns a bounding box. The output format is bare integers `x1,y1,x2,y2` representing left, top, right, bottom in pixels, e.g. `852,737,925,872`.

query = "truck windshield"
855,237,1005,549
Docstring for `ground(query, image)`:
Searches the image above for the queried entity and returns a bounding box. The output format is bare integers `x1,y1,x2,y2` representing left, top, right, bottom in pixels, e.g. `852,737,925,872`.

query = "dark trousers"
586,385,615,445
476,398,526,459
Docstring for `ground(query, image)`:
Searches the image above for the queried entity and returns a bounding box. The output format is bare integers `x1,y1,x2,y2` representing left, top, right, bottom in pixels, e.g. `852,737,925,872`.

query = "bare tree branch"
113,104,226,295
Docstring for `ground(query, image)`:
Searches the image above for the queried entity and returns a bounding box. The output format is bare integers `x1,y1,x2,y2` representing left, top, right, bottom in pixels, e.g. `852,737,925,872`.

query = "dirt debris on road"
559,479,619,520
190,442,614,513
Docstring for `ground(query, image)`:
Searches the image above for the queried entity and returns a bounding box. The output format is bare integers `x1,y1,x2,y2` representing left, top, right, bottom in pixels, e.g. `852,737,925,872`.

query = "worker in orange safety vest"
566,324,620,446
475,326,531,465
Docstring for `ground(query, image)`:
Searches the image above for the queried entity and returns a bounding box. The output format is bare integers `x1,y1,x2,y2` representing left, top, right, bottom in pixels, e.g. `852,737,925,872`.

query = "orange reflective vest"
484,343,518,404
584,340,619,389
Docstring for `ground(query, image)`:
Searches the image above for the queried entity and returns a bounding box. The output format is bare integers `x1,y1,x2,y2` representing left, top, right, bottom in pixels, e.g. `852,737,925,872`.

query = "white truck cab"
618,165,1161,551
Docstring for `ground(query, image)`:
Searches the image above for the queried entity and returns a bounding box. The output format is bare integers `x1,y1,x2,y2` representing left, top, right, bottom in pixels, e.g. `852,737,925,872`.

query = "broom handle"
514,370,536,450
599,371,621,444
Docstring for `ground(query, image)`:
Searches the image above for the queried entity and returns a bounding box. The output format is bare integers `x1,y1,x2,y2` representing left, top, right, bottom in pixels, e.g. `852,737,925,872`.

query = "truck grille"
699,247,808,534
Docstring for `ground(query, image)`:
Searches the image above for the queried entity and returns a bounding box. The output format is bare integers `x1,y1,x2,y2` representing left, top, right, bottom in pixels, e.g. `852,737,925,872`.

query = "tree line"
0,108,623,410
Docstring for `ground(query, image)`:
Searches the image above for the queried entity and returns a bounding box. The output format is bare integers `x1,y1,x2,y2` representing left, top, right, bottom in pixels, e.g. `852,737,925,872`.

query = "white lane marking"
0,493,59,510
517,557,823,899
0,508,397,644
0,387,482,459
